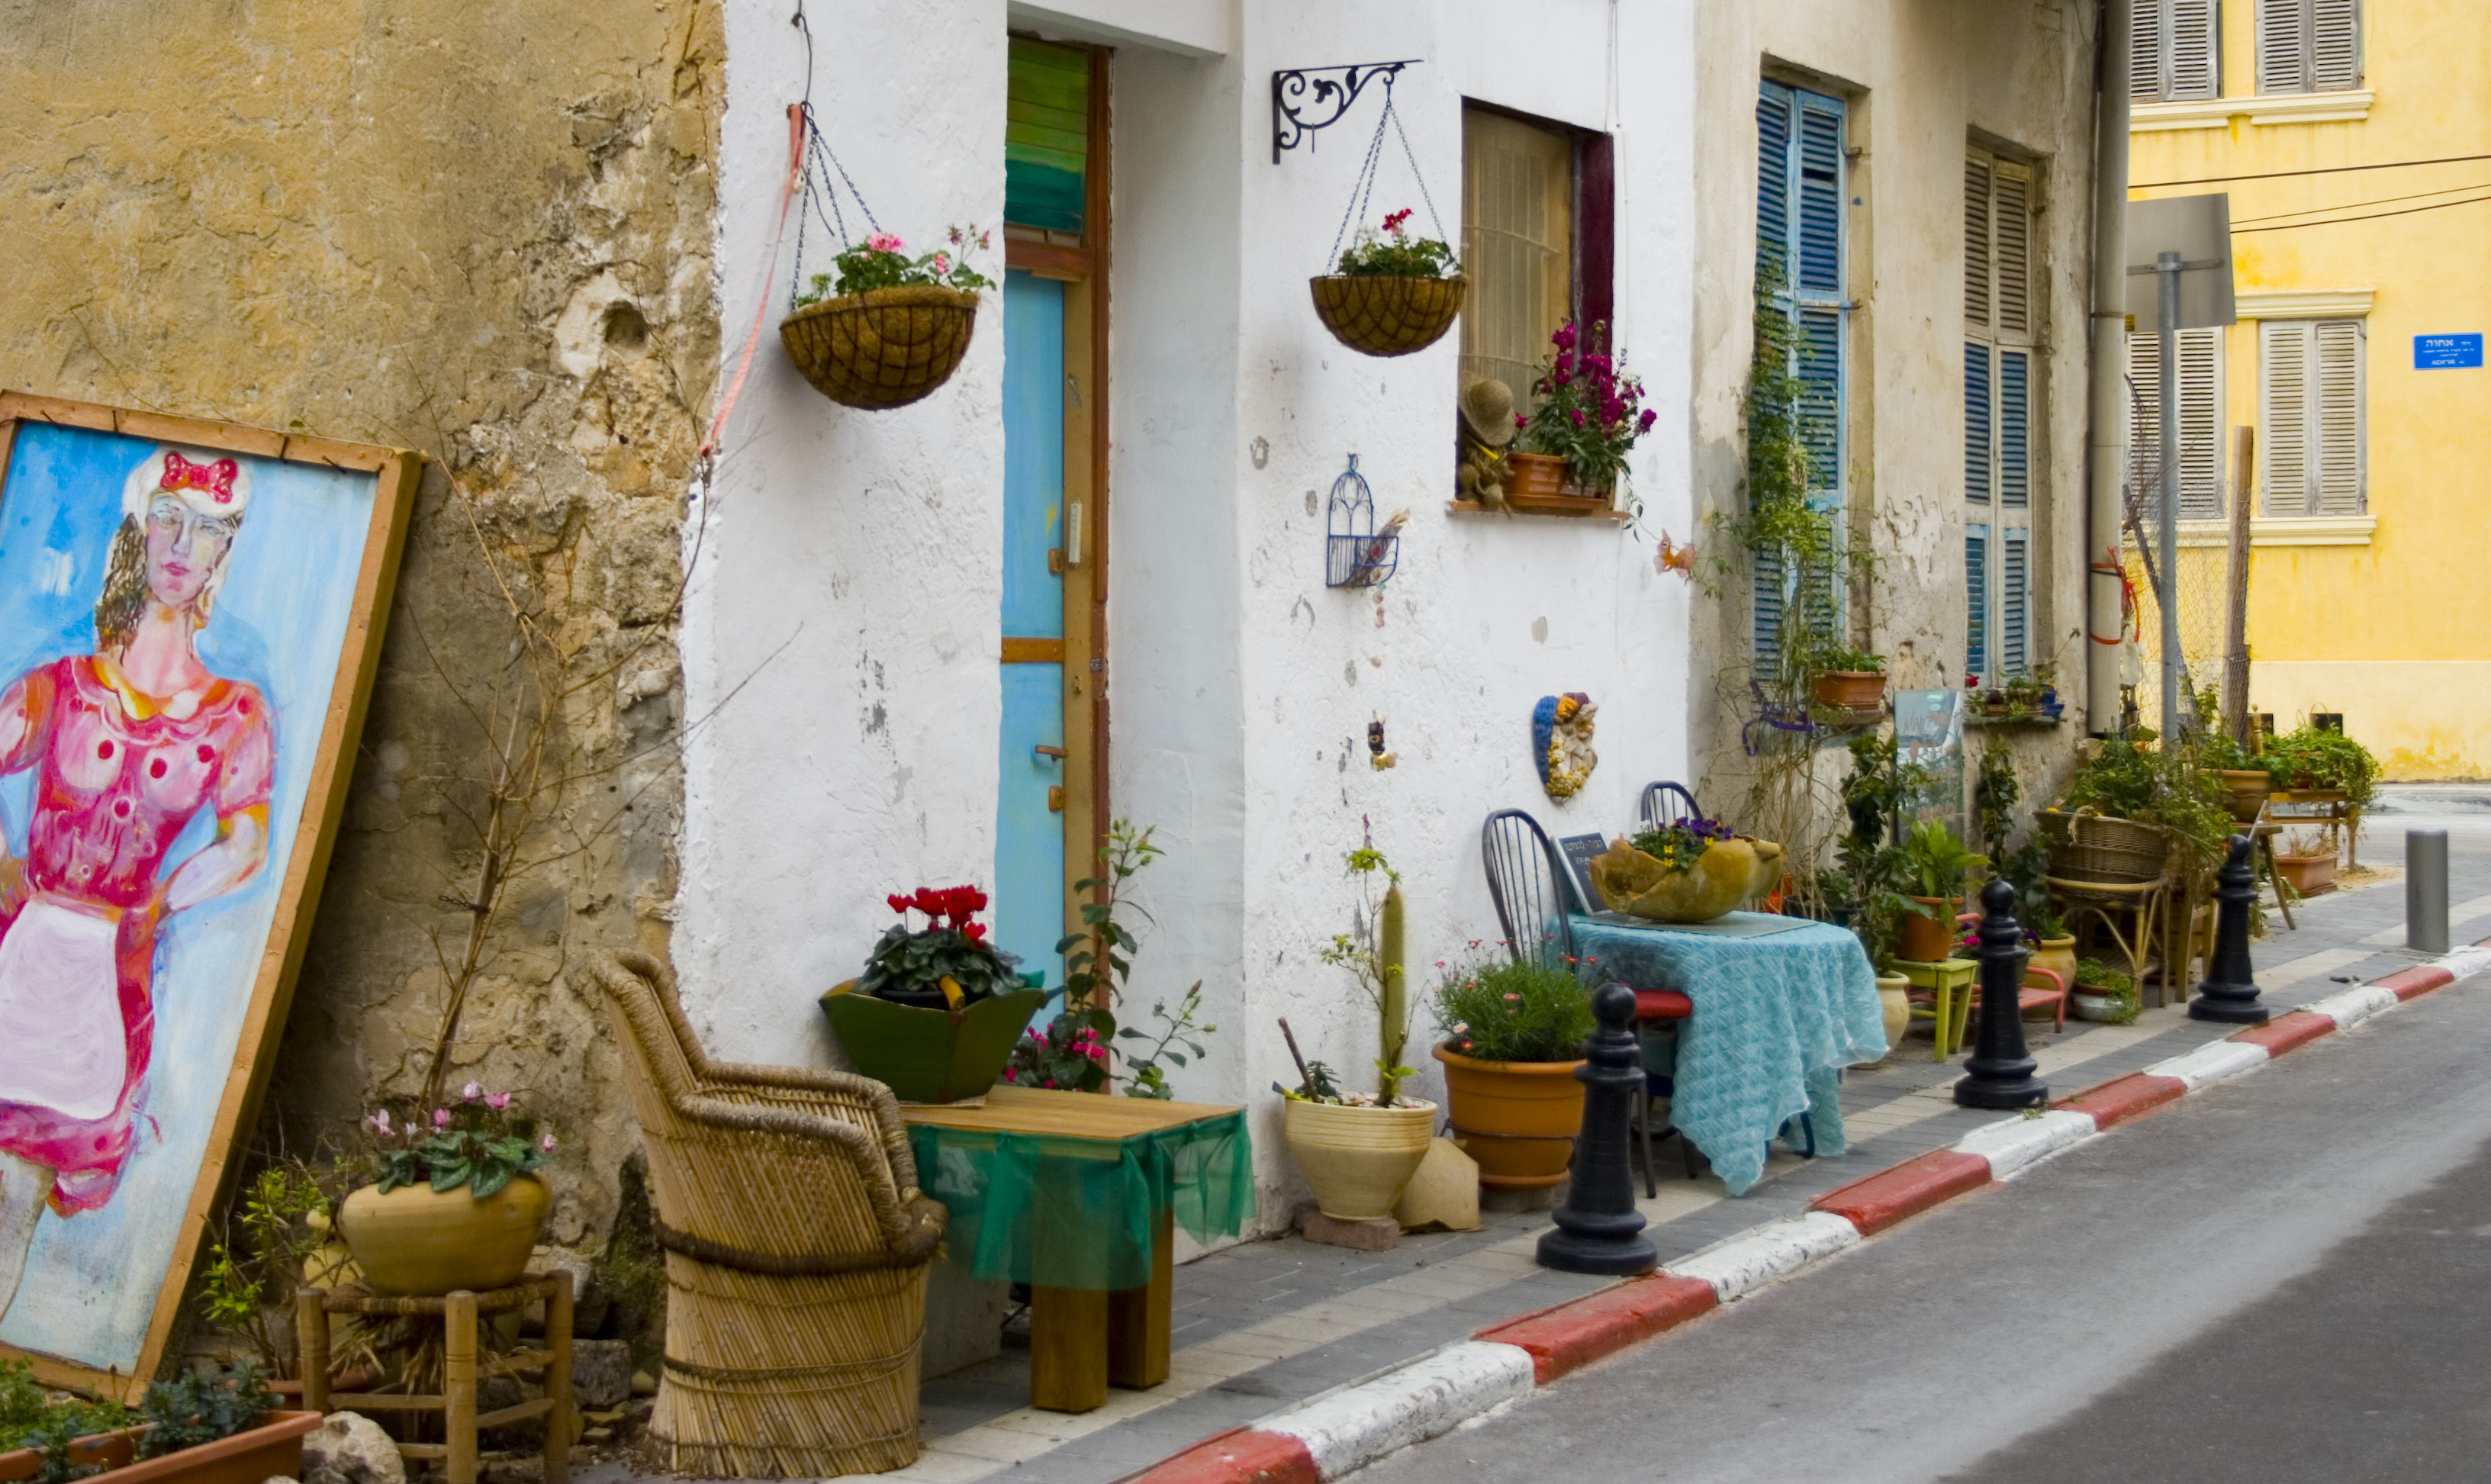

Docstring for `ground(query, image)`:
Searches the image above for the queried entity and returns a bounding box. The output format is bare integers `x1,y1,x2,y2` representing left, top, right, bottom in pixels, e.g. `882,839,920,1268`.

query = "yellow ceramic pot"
1874,972,1911,1050
1433,1044,1588,1189
1590,837,1760,924
2030,935,2079,988
336,1175,551,1296
1282,1098,1438,1222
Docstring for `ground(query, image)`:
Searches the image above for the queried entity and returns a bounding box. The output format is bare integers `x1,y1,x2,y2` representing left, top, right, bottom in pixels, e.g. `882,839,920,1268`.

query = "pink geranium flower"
867,232,904,253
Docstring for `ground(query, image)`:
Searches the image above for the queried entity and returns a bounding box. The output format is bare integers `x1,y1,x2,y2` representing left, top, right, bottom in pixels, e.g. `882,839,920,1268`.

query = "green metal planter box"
820,985,1049,1104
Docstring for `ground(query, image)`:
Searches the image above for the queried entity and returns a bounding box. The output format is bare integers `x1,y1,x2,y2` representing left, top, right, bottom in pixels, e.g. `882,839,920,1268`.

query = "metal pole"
2158,250,2184,737
2087,0,2133,736
2222,426,2255,744
2408,829,2451,956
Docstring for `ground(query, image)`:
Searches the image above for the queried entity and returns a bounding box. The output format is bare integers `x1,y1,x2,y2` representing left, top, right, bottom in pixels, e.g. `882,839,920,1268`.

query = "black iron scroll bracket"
1272,60,1421,164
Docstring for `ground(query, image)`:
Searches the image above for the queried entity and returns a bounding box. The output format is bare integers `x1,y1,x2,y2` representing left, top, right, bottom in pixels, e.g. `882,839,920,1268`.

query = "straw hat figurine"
1456,378,1517,513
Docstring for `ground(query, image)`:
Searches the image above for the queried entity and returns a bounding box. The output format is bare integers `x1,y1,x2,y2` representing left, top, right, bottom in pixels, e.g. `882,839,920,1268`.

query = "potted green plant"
1506,320,1656,510
2200,732,2277,823
1893,820,1987,962
1310,207,1466,358
823,884,1046,1104
1427,953,1595,1191
336,1085,557,1296
1811,646,1888,710
2071,958,2139,1024
1281,842,1436,1222
0,1361,319,1484
781,226,995,410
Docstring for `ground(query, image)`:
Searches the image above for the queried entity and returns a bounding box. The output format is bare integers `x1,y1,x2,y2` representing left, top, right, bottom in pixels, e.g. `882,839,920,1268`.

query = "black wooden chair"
1482,809,1698,1190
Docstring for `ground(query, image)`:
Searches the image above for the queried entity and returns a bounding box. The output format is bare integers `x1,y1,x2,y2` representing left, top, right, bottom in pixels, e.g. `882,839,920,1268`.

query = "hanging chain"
1321,76,1452,272
790,114,886,307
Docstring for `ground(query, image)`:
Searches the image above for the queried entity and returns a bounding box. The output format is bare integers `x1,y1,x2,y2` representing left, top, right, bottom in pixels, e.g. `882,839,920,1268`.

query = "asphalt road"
1348,961,2491,1483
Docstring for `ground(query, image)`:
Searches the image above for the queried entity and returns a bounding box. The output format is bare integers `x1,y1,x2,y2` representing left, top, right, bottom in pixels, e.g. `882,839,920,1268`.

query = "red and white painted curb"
1118,941,2491,1484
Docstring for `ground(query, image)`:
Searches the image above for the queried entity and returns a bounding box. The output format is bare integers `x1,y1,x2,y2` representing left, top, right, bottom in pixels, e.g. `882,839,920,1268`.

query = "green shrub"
0,1360,134,1454
1431,955,1595,1064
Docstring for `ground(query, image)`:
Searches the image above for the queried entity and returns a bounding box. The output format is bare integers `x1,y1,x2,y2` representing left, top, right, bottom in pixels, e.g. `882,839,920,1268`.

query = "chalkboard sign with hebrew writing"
1558,832,1610,913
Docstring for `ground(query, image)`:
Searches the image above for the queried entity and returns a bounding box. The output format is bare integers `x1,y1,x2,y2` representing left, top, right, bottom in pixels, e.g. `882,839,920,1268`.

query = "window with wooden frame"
2126,327,2225,521
1753,79,1849,667
2258,0,2361,94
2259,318,2366,516
1964,146,2037,682
2132,0,2221,101
1458,104,1615,411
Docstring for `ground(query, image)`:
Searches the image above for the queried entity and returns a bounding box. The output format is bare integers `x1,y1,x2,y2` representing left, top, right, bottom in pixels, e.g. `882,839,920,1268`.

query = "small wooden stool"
298,1273,573,1484
1892,958,1980,1061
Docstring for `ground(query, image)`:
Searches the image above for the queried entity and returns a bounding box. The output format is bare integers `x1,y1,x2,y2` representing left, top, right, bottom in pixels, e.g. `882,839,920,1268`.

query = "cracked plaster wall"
0,0,722,1254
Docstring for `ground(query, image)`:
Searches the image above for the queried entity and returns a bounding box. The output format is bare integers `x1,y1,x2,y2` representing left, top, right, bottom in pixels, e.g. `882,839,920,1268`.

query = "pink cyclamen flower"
369,1109,391,1137
486,1092,513,1112
433,1108,453,1130
540,1132,558,1153
867,232,905,253
461,1080,482,1102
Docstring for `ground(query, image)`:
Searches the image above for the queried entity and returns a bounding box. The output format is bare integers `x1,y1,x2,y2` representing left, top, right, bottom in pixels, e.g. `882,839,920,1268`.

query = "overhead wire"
2132,152,2491,189
2232,192,2491,233
2229,182,2491,224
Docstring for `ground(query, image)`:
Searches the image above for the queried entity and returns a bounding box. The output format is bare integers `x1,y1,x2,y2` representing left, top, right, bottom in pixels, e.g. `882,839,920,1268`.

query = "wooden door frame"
1004,40,1111,951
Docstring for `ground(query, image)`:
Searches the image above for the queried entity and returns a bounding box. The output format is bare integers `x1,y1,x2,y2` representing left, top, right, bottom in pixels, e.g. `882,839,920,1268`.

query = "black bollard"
1955,878,2048,1109
2190,835,2271,1025
1539,982,1658,1275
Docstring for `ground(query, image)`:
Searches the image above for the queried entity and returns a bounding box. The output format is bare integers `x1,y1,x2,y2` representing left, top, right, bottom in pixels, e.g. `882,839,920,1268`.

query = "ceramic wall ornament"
1532,692,1598,800
1456,378,1517,512
1368,714,1397,770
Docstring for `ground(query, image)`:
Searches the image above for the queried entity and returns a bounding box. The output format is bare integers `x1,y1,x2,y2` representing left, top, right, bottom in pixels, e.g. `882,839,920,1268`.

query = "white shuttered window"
2133,0,2221,101
2258,0,2361,94
1965,148,2037,682
2260,319,2366,516
2127,327,2225,520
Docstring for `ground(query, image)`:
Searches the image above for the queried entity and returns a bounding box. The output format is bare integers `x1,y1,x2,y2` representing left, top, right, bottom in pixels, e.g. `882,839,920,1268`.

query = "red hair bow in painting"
159,451,240,504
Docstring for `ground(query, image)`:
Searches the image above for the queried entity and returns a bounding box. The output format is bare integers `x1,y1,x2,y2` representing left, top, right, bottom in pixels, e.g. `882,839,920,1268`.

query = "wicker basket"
2041,810,2171,885
780,285,979,410
1308,274,1466,358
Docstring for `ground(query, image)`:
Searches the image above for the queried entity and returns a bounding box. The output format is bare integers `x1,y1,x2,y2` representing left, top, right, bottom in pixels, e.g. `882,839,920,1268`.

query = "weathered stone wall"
0,1,721,1253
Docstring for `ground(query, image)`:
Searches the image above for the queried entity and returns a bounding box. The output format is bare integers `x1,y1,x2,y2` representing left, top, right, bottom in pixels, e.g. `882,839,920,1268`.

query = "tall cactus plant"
1323,832,1417,1105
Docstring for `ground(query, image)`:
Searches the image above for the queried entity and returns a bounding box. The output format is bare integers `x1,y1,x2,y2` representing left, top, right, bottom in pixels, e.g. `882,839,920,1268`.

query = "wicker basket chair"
591,951,947,1478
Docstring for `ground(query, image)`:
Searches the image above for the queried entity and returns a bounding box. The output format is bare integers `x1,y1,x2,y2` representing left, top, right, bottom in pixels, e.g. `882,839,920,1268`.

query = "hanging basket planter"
780,285,980,410
1308,273,1466,359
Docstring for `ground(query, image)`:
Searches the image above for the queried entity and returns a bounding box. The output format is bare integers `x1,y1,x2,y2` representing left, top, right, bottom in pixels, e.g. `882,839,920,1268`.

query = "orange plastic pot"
1433,1042,1587,1189
1896,897,1959,964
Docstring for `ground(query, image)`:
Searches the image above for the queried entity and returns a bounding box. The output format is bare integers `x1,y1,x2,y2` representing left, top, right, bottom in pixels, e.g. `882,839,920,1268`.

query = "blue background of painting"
0,422,374,1372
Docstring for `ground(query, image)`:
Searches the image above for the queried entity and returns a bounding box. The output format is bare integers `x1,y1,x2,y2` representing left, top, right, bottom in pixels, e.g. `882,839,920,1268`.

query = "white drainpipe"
2086,0,2132,734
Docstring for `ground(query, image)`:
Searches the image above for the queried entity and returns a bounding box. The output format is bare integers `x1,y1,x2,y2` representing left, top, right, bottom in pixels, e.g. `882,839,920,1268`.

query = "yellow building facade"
2128,0,2489,777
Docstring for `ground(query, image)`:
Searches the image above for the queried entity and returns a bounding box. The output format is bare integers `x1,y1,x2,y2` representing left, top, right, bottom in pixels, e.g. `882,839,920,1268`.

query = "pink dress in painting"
0,656,273,1213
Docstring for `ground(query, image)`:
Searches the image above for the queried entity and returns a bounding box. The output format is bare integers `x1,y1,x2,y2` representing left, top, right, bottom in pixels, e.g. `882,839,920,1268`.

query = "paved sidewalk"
856,842,2491,1484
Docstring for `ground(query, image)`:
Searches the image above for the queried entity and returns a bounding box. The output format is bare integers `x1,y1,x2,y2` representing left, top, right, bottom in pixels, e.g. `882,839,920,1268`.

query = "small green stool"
1893,958,1980,1061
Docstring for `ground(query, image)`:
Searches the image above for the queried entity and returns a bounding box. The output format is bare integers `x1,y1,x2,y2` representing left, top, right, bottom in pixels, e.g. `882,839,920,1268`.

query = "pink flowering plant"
796,224,996,306
364,1083,554,1198
1334,207,1458,278
1430,950,1594,1064
1513,319,1656,493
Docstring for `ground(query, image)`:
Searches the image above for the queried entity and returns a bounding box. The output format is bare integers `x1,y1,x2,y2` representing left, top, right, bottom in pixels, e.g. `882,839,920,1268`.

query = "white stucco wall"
682,0,1701,1228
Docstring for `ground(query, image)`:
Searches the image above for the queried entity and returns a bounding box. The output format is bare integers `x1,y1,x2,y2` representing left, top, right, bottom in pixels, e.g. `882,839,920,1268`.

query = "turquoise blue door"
996,269,1067,982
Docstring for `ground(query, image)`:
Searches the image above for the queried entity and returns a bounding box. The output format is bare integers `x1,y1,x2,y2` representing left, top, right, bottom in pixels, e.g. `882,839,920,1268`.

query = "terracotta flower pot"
2216,768,2274,824
0,1415,321,1484
2275,850,2338,896
336,1174,551,1296
1896,897,1958,964
1811,671,1888,710
1589,837,1763,925
1432,1044,1587,1190
1282,1097,1438,1222
819,983,1048,1103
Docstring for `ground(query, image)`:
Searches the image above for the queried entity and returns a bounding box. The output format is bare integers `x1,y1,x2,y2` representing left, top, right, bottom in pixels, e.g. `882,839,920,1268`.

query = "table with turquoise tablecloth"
1568,913,1885,1195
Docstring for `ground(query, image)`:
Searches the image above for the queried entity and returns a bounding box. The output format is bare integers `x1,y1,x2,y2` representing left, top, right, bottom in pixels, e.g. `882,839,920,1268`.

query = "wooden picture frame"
0,392,419,1398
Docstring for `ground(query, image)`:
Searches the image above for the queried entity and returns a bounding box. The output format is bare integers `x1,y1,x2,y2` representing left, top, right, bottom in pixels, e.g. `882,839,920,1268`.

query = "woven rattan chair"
591,951,948,1478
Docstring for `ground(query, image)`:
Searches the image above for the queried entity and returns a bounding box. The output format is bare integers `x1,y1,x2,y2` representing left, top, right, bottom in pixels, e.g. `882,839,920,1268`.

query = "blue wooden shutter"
1965,342,1993,506
1965,524,1990,681
1753,83,1794,665
2000,349,2029,510
1756,82,1846,666
2001,531,2029,674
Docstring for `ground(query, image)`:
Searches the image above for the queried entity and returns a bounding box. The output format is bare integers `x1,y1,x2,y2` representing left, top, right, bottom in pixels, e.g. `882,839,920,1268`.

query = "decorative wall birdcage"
1325,454,1399,587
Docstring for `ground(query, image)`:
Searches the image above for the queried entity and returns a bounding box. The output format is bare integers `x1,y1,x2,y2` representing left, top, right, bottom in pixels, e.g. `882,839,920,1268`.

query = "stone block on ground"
1480,1180,1566,1214
301,1411,406,1484
922,1260,1012,1379
569,1338,633,1409
1295,1202,1399,1251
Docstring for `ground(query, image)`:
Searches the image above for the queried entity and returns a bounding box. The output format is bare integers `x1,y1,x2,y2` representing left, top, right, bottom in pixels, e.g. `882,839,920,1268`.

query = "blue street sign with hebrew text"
2415,333,2483,369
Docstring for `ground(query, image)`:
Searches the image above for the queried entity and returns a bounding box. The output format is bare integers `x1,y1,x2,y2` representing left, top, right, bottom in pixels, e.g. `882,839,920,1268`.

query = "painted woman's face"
144,496,237,611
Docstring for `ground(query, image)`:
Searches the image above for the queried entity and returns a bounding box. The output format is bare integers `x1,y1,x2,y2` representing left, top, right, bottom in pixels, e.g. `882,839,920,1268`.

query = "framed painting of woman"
0,393,417,1396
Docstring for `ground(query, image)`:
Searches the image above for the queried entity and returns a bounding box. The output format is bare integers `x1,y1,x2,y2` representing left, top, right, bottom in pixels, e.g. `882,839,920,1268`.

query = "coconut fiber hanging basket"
1309,274,1467,359
780,284,980,410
